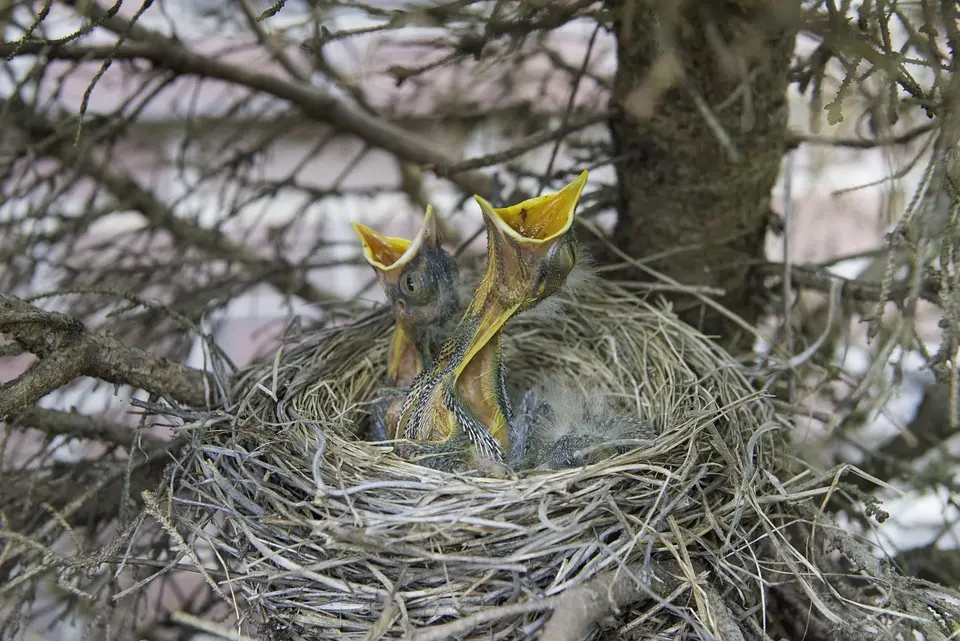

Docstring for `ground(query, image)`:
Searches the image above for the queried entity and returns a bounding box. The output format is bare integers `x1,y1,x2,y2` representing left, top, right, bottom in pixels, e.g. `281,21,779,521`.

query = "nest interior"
166,277,959,641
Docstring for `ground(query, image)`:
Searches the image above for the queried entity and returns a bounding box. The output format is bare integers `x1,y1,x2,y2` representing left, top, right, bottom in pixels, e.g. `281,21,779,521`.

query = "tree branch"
760,261,942,305
786,122,937,150
0,435,184,536
892,543,960,586
0,36,500,200
855,381,958,488
3,96,337,306
446,110,613,173
538,563,654,641
0,344,89,418
7,406,167,451
0,294,212,416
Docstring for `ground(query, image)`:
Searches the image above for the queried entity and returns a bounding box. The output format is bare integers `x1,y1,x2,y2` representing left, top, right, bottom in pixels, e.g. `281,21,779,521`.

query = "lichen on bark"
606,0,800,351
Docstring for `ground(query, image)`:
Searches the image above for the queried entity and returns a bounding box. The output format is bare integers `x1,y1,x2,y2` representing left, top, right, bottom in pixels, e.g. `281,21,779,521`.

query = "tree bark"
0,294,213,414
606,0,799,350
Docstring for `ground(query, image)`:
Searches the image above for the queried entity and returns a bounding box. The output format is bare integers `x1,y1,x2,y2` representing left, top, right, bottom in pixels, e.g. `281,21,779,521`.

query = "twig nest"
169,279,957,641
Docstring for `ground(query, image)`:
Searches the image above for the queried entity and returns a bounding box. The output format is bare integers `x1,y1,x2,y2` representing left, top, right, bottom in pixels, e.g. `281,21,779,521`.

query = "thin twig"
0,38,499,200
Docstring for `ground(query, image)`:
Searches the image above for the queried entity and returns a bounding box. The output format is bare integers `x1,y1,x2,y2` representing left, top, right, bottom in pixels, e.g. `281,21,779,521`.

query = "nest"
164,277,958,641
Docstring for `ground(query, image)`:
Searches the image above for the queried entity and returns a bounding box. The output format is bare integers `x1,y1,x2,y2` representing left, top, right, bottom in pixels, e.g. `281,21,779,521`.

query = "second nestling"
351,206,460,440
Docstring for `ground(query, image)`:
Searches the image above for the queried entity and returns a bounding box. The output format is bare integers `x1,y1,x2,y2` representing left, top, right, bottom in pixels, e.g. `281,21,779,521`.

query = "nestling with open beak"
395,170,589,473
351,206,460,439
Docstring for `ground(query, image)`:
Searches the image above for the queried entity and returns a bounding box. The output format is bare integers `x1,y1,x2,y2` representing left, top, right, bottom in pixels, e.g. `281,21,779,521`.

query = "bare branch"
760,261,942,305
787,122,937,149
0,37,500,200
0,294,211,416
859,381,958,487
893,543,960,586
0,344,88,418
6,406,167,450
539,563,664,641
0,435,184,534
4,96,338,306
447,110,613,173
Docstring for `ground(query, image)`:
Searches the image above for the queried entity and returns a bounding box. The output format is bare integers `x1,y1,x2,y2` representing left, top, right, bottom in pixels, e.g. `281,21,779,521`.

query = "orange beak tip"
352,221,416,271
350,221,371,241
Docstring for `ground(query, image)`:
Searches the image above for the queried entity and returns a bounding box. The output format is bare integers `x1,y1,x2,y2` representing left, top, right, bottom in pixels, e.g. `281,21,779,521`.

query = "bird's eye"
404,274,416,293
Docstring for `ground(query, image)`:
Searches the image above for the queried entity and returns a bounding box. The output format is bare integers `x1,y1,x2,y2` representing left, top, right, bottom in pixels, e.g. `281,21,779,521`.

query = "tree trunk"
606,0,799,351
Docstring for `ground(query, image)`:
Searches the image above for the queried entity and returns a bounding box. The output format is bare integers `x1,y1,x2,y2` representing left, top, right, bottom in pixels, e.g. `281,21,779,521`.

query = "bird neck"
446,270,519,448
387,323,422,388
459,287,514,363
399,255,520,446
456,331,509,448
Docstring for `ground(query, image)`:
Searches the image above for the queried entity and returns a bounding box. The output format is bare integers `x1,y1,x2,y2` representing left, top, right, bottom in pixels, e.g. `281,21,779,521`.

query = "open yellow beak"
451,169,589,386
473,169,587,249
351,205,438,273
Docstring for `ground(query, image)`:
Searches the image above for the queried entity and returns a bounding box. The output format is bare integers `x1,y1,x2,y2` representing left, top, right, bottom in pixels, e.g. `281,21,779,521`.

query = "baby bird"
395,171,588,473
509,379,655,471
351,206,460,439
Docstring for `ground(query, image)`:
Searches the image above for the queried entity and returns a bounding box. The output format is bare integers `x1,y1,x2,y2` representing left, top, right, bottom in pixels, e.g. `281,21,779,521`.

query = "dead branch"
760,261,941,305
0,294,211,416
893,544,960,586
786,122,937,149
538,563,667,641
0,435,184,536
6,406,167,451
858,381,958,488
446,110,613,173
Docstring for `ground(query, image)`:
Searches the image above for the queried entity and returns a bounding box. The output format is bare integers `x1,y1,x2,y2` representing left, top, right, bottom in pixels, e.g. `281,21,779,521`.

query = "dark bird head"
352,206,459,338
352,206,460,385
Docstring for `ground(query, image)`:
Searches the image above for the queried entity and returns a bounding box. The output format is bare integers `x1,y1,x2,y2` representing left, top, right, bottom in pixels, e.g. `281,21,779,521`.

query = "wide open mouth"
474,170,588,246
351,206,436,272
